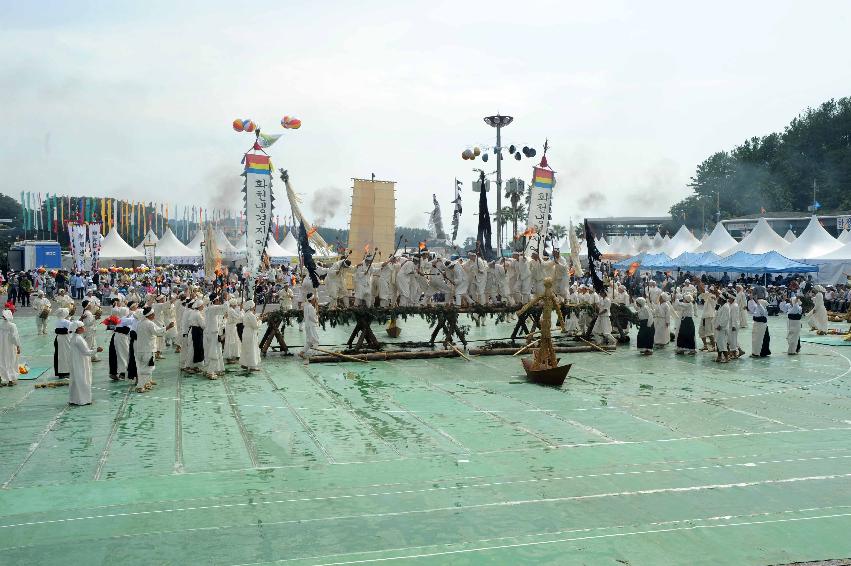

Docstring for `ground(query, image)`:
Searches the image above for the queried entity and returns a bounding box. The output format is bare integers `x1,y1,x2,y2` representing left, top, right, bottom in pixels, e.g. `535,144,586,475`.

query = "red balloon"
232,119,244,132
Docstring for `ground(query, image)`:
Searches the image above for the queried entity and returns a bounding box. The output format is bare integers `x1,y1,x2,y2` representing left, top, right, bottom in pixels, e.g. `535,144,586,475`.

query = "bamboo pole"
312,346,369,363
512,338,541,357
576,336,613,355
450,344,471,361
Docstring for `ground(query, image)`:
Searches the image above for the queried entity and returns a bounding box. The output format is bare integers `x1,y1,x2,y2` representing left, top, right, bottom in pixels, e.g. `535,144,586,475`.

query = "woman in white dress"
653,293,672,348
807,285,829,333
53,308,72,378
299,293,320,364
69,321,102,406
0,309,21,386
239,300,262,371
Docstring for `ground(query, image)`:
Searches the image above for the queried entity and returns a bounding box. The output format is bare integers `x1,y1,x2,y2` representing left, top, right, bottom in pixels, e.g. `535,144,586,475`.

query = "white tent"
694,223,737,255
186,231,204,253
651,232,665,250
279,232,299,256
215,229,240,256
155,227,200,263
230,234,246,253
783,216,842,259
607,235,637,256
812,241,851,284
722,218,789,256
135,229,159,252
783,229,797,243
663,225,701,257
99,228,145,262
266,233,296,263
837,229,851,244
700,232,709,243
595,237,611,254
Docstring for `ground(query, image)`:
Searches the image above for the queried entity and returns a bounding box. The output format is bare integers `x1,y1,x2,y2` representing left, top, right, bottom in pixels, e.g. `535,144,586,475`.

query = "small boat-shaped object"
386,326,402,338
521,357,571,387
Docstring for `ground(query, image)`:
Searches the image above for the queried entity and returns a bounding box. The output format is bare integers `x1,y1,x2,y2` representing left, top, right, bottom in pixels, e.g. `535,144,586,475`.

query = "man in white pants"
134,306,173,392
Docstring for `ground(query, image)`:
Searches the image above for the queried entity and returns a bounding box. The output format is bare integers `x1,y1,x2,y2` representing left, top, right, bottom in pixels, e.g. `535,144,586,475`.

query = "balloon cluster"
232,119,256,133
281,115,302,129
461,145,537,162
461,147,481,160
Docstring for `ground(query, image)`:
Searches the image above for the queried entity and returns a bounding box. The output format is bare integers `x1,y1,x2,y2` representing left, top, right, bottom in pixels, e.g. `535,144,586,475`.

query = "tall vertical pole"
495,124,503,255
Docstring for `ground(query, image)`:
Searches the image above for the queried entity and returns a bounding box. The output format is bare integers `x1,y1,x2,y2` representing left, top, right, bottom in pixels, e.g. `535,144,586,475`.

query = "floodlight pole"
484,114,513,256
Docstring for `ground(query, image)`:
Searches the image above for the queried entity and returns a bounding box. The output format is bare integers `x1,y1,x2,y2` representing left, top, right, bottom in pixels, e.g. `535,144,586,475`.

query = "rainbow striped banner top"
533,166,554,189
245,153,272,175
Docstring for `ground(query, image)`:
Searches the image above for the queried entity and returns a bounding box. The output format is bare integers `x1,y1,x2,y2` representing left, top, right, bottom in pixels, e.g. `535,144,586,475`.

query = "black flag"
451,180,462,243
584,219,605,293
298,221,320,288
476,171,494,260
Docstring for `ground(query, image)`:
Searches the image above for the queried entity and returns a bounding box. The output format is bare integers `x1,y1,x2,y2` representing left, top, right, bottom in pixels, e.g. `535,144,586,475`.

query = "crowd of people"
0,252,848,400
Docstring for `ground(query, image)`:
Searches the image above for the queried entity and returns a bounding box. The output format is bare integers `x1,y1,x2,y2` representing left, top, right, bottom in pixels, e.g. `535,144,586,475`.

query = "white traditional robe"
203,304,227,375
135,317,166,388
715,302,732,352
0,319,20,385
653,302,672,346
787,303,803,354
736,290,749,328
302,301,320,357
69,334,96,405
239,311,262,369
808,292,828,332
54,318,72,377
33,297,51,334
81,311,100,361
223,306,243,360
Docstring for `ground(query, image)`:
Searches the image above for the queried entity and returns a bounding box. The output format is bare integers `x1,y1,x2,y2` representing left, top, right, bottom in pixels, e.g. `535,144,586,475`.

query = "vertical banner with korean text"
242,153,274,293
524,166,555,254
89,223,102,271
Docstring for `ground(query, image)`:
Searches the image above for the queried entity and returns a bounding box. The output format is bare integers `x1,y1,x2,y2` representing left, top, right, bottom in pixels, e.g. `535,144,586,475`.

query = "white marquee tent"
663,225,701,258
186,231,204,254
783,229,797,243
99,227,145,262
265,234,295,263
694,223,737,255
783,216,842,260
279,232,299,256
155,227,200,264
135,229,159,252
838,229,851,244
722,218,789,256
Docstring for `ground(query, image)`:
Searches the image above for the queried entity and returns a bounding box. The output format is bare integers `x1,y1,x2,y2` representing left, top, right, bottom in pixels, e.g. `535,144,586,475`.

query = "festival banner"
68,224,87,271
242,152,274,285
89,223,102,271
525,165,555,254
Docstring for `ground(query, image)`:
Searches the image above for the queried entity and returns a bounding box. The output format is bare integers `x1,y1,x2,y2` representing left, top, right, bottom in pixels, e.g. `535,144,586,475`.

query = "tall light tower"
484,114,513,255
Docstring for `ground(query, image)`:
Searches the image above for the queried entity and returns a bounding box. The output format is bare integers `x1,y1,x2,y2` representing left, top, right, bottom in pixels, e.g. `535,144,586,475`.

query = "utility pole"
484,114,513,256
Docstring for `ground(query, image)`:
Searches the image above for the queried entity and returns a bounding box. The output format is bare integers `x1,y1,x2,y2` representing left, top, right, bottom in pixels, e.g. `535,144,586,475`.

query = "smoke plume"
310,186,344,226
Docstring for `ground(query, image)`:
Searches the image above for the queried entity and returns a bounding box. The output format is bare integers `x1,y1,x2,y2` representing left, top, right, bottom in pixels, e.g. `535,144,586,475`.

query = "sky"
2,0,850,241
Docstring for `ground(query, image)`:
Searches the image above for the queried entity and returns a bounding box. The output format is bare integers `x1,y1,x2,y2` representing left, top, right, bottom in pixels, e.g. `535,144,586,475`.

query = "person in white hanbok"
239,300,262,370
714,294,733,363
53,308,72,378
807,285,829,333
0,310,21,386
80,302,100,362
735,285,749,328
223,299,243,362
68,321,101,406
653,293,672,348
203,296,227,379
33,291,51,335
299,293,320,364
786,297,803,355
134,307,172,392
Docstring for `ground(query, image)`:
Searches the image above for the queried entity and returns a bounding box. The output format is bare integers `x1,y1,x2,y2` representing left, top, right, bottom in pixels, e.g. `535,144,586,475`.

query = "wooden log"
313,346,369,363
305,344,616,363
512,338,541,357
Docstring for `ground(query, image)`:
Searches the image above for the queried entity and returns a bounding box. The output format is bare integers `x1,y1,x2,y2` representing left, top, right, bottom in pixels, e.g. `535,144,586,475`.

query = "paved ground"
1,312,850,565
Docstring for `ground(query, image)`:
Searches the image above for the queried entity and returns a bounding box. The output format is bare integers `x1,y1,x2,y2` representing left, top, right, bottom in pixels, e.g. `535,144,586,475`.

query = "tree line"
669,97,851,231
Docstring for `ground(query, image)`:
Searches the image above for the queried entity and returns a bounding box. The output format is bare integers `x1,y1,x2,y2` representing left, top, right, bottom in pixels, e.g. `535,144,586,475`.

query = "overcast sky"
2,0,850,240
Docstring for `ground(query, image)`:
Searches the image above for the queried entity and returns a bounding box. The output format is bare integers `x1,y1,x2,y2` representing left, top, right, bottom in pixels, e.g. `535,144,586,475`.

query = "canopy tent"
607,235,637,257
783,216,842,259
154,227,200,264
700,232,709,243
651,232,665,250
694,223,737,255
694,251,818,274
215,228,240,257
663,225,701,258
655,251,721,271
612,252,672,271
635,234,653,252
135,229,159,252
811,240,851,284
185,231,204,253
279,232,299,256
783,229,797,243
230,234,247,253
722,218,789,256
99,227,145,262
837,229,850,244
265,234,295,264
595,237,611,254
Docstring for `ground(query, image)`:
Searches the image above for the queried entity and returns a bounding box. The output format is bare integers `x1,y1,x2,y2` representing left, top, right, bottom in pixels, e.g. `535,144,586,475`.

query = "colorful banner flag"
243,152,274,288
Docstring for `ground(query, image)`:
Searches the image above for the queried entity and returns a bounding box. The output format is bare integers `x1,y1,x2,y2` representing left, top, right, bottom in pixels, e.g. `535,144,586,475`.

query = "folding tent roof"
783,216,842,259
607,235,637,256
612,252,671,271
694,223,737,255
185,231,204,253
99,228,145,261
656,251,721,271
265,234,295,263
783,229,797,243
279,232,299,256
663,225,701,257
722,218,789,256
135,229,159,252
155,227,199,263
635,234,653,252
651,232,665,250
215,229,239,255
838,229,851,244
595,237,610,253
696,251,817,273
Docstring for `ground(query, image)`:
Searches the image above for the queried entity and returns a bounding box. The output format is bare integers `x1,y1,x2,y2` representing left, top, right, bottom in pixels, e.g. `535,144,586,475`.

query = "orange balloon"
232,119,244,132
288,118,301,129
